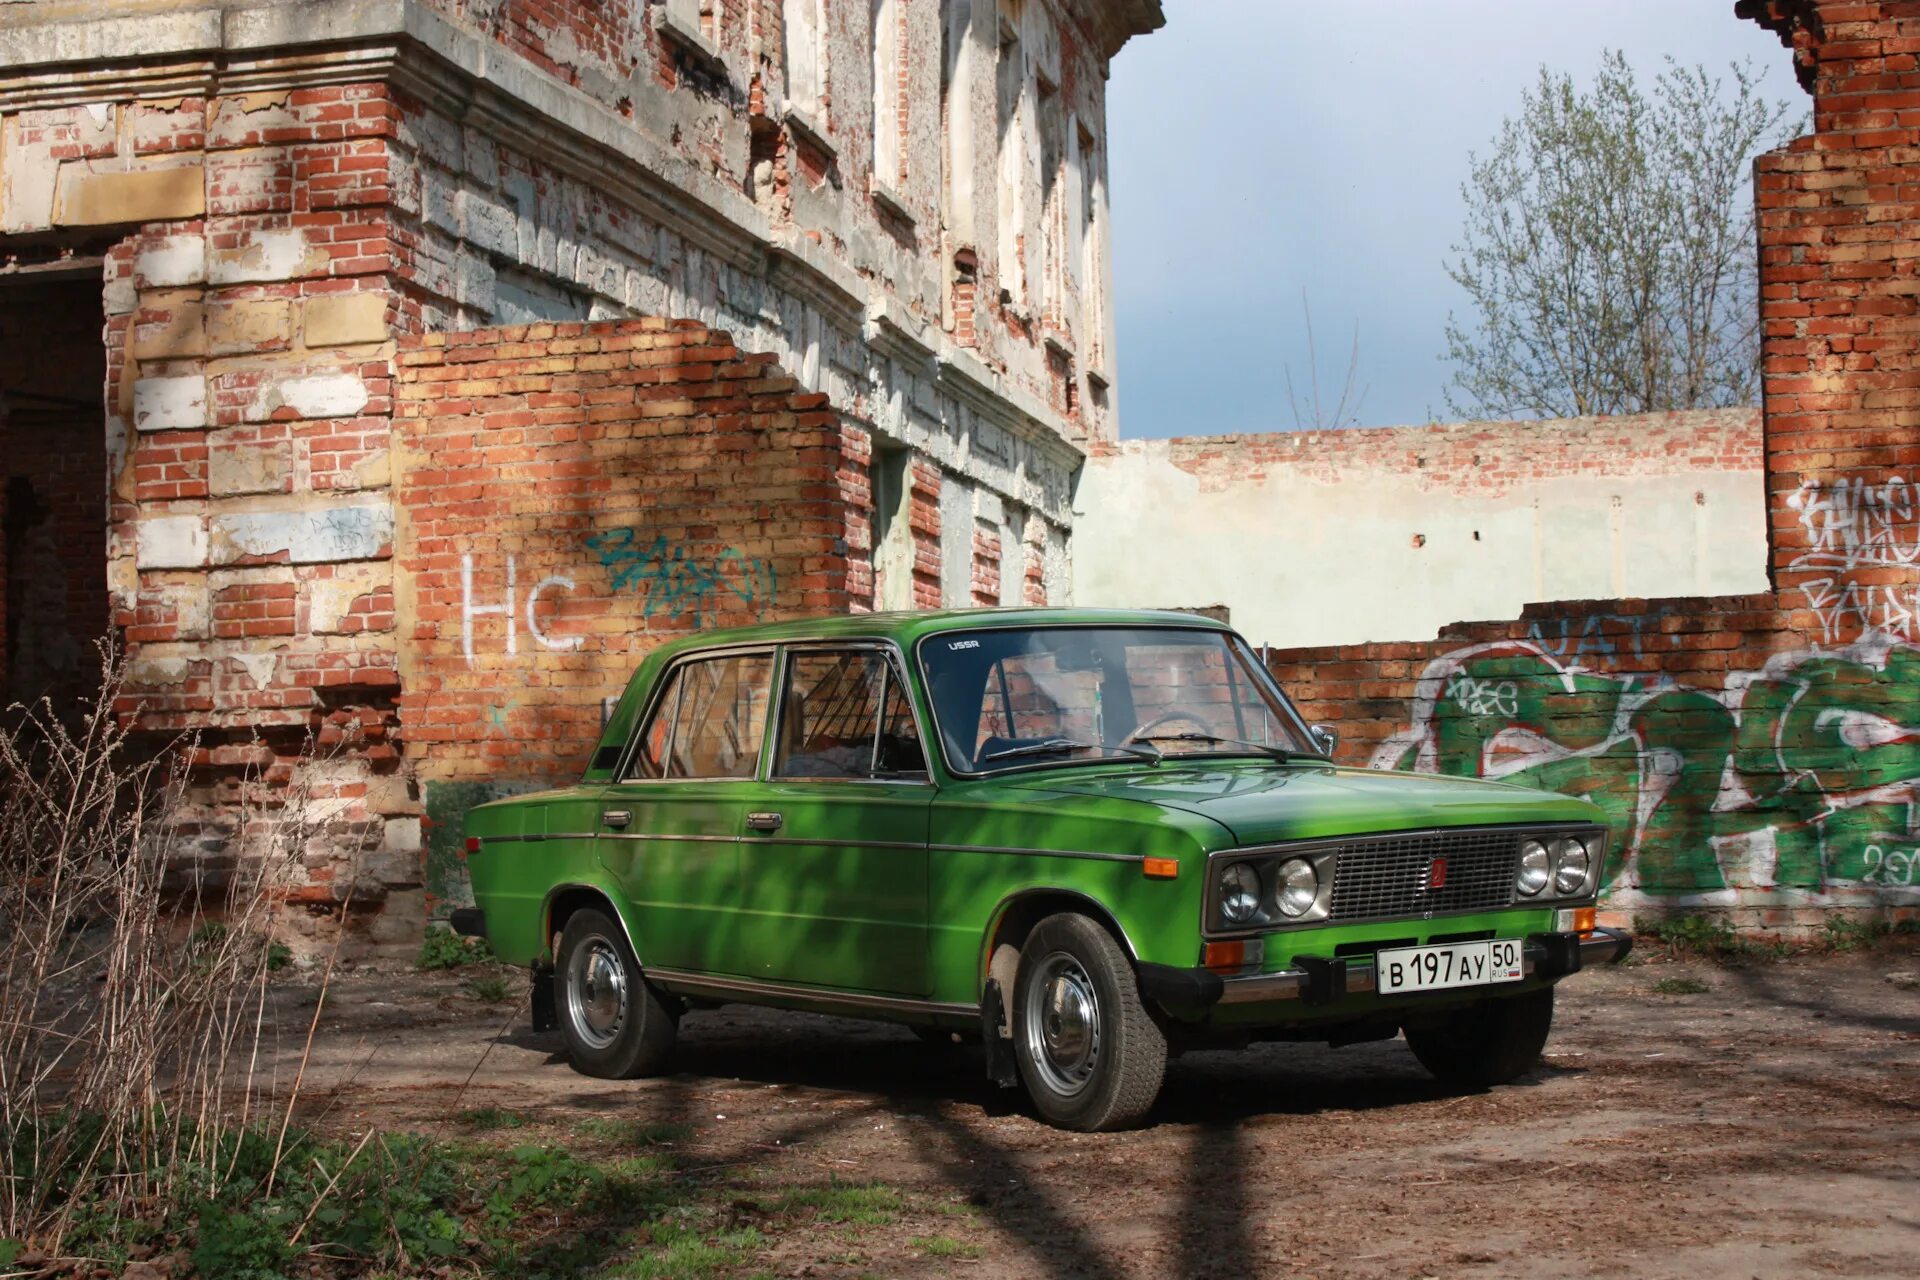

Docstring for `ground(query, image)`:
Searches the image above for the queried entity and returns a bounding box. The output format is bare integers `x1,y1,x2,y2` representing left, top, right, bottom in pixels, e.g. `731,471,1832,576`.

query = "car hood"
1005,762,1598,847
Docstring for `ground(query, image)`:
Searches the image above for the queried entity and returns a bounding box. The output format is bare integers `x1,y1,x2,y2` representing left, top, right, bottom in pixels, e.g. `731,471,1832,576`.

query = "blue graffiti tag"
584,530,777,629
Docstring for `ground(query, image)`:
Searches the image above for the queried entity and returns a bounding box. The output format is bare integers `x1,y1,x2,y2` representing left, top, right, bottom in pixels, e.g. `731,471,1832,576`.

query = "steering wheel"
1124,710,1214,745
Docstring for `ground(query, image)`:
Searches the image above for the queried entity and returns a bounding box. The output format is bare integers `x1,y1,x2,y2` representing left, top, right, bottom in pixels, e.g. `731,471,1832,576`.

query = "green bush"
417,927,494,970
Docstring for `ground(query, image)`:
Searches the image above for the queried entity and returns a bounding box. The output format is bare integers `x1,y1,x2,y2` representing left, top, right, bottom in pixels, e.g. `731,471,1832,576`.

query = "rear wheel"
1010,914,1167,1131
555,907,677,1079
1404,986,1554,1088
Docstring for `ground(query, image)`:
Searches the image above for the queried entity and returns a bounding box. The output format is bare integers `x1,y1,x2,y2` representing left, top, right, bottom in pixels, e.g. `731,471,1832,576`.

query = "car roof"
645,606,1234,660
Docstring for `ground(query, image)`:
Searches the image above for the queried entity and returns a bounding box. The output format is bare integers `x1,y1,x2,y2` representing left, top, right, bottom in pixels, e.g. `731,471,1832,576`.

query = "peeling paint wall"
1075,410,1769,648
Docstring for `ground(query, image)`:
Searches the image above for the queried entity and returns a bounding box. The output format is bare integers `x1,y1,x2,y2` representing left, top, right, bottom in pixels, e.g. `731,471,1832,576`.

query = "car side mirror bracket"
1309,724,1339,757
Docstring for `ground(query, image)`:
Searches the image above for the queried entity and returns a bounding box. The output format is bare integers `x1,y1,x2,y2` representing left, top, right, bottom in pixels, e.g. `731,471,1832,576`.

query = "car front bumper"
1138,927,1633,1021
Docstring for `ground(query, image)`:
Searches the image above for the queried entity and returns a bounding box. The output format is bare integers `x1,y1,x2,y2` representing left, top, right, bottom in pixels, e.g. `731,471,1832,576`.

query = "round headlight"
1276,858,1319,918
1553,837,1590,895
1219,862,1261,924
1516,840,1551,897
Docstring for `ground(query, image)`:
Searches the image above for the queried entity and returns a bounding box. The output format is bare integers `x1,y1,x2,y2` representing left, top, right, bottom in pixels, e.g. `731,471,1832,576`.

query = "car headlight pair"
1219,857,1318,925
1517,836,1591,899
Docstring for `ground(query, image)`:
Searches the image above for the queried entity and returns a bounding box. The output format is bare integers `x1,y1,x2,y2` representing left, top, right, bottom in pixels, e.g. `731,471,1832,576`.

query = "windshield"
918,626,1316,775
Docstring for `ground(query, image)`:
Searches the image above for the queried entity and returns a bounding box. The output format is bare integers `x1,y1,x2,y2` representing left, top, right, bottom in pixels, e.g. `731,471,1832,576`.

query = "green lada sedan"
455,607,1629,1131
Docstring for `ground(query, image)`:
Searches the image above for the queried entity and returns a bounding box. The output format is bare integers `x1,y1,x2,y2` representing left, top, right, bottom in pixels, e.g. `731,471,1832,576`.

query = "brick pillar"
1744,0,1920,644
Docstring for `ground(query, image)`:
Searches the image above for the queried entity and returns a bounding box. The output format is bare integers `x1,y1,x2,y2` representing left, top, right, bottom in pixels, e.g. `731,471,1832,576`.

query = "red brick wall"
1086,408,1764,493
1266,1,1920,932
393,317,868,787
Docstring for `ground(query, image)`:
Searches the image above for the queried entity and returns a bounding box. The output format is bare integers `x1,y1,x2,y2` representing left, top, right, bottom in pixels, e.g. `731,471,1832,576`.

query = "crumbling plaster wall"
1074,410,1769,647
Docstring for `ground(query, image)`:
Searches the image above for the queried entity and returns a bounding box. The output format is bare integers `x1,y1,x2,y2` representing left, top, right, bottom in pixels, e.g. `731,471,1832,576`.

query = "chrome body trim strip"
1217,971,1306,1004
645,968,977,1019
744,837,928,851
599,832,738,844
930,842,1147,864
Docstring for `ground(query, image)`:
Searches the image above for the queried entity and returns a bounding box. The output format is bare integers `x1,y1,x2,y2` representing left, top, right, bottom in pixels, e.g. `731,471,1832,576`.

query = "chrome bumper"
1214,926,1633,1006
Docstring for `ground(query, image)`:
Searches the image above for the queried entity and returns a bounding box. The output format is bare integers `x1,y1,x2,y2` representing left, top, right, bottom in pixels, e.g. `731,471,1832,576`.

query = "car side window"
627,653,773,780
775,650,926,779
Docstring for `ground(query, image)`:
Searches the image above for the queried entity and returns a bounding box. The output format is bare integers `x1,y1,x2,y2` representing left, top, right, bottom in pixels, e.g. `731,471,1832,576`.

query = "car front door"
597,648,774,978
733,645,933,995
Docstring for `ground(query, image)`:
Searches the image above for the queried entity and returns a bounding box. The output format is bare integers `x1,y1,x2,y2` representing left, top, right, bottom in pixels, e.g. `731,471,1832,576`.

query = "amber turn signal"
1203,940,1247,972
1142,856,1180,880
1572,906,1597,936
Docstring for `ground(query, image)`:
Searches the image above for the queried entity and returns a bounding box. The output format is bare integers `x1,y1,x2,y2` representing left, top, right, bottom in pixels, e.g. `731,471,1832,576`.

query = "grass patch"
1634,913,1791,961
1651,977,1710,995
758,1179,903,1226
464,973,513,1003
458,1106,529,1130
912,1234,984,1259
599,1222,766,1279
576,1117,695,1147
418,926,495,970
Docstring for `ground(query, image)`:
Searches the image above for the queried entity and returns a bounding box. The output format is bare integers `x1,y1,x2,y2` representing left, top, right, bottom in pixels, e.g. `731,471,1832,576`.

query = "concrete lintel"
937,346,1083,475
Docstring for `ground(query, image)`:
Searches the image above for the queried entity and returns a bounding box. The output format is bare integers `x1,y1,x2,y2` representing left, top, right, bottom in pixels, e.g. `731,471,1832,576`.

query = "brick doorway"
0,264,109,710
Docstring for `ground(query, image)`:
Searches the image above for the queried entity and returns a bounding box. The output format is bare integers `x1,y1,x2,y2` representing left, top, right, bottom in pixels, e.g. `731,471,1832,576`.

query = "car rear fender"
540,880,645,969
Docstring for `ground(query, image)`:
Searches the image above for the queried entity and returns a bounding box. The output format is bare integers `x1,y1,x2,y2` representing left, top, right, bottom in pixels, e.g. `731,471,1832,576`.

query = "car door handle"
601,809,632,829
745,811,783,832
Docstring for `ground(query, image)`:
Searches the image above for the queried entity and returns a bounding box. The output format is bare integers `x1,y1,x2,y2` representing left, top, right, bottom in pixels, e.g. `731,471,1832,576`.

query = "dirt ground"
277,949,1920,1279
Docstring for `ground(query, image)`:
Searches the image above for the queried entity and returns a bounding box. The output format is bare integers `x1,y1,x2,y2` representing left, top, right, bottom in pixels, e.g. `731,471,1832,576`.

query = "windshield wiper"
1130,732,1326,763
981,737,1162,764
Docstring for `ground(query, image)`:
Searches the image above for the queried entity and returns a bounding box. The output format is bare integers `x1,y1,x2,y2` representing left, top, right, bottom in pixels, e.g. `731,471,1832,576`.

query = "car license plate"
1376,940,1524,995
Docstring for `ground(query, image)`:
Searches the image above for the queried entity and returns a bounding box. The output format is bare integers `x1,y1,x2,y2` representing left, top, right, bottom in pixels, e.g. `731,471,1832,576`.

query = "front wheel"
1404,986,1554,1088
555,907,677,1079
1011,914,1167,1131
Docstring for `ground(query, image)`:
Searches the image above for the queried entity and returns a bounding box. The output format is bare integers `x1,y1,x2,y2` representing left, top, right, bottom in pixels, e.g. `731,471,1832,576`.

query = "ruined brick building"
0,0,1162,950
4,0,1914,945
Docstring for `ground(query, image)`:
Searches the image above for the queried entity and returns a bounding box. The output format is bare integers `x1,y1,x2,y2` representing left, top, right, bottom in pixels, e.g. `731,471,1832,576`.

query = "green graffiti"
424,779,547,917
1376,638,1920,897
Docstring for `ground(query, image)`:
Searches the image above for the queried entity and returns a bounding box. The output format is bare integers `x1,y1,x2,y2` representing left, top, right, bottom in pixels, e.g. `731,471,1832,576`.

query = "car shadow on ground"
500,1010,1564,1126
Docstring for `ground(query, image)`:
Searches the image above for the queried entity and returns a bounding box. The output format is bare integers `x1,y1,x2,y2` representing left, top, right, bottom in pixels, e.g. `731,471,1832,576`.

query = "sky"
1105,0,1800,438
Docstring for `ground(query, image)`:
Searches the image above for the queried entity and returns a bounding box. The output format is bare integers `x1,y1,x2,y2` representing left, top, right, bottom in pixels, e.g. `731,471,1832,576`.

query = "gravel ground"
277,948,1920,1278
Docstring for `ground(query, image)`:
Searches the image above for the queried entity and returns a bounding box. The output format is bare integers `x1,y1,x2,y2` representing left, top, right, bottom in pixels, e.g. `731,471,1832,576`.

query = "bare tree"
1284,291,1369,431
1443,51,1803,420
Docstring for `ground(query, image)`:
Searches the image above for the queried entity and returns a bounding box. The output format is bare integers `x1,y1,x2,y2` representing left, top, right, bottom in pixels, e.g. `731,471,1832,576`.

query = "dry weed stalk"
0,645,336,1251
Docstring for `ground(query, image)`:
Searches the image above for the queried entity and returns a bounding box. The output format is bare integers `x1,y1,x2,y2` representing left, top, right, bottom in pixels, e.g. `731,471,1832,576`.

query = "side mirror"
1309,724,1339,757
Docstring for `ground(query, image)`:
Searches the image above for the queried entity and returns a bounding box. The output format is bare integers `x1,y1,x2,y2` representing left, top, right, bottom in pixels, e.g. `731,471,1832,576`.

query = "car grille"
1329,827,1523,922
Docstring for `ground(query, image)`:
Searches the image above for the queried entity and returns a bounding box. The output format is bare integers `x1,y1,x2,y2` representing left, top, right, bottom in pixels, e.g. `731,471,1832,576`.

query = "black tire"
1010,913,1167,1131
555,907,677,1079
1405,986,1554,1088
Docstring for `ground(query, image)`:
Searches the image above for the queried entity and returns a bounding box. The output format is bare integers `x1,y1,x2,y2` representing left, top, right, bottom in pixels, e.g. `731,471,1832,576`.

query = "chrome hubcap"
566,936,628,1050
1022,951,1101,1096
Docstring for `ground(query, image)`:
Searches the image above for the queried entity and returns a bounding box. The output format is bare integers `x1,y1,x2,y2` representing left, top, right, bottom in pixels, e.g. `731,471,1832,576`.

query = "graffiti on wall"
584,529,777,630
458,535,778,666
1786,477,1920,644
1374,635,1920,898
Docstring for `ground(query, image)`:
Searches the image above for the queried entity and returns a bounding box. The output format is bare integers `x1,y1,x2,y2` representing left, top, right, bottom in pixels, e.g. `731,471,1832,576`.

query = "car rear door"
596,648,774,977
732,644,933,995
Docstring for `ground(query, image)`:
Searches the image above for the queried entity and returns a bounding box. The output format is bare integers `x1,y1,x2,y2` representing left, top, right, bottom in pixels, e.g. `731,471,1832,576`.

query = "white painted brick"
133,375,208,432
247,373,369,422
136,516,208,569
136,234,206,287
384,817,422,853
459,187,520,258
209,504,394,565
208,228,311,284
